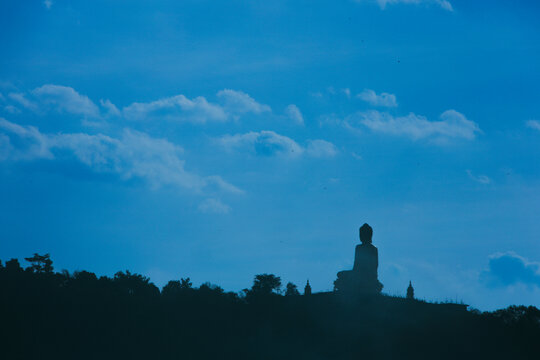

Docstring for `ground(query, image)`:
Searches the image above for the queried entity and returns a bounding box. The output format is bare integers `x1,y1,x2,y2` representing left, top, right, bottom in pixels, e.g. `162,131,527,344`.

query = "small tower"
304,280,312,296
406,281,414,300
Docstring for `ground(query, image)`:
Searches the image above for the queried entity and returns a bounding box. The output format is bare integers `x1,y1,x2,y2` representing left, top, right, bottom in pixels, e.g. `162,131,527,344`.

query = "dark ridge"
1,253,539,360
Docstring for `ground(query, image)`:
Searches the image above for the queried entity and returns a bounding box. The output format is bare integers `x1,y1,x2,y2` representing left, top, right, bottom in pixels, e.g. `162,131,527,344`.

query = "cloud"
3,105,21,114
0,118,240,194
526,120,540,132
32,85,100,118
217,130,337,159
351,152,362,160
217,89,271,115
357,89,398,107
8,93,39,112
355,109,480,141
284,104,304,125
43,0,53,9
198,198,231,214
482,252,540,288
466,170,491,184
364,0,453,11
123,94,228,123
6,85,272,125
100,99,121,117
218,131,303,158
0,118,53,160
305,140,338,158
120,89,271,123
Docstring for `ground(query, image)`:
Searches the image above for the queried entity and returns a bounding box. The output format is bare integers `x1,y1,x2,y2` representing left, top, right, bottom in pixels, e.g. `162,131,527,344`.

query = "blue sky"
1,0,539,310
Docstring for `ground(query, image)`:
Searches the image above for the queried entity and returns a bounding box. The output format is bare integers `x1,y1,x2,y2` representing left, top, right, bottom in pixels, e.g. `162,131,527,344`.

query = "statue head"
359,223,373,244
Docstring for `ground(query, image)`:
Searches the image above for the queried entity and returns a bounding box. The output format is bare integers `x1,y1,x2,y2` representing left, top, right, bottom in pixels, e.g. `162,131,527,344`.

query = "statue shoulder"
356,243,378,253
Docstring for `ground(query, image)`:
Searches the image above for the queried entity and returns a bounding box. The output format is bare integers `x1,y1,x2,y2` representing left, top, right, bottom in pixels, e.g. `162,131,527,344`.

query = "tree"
162,277,192,297
5,258,23,272
250,274,282,295
162,280,183,297
24,253,53,274
180,277,192,290
285,282,300,296
199,282,224,294
113,270,159,297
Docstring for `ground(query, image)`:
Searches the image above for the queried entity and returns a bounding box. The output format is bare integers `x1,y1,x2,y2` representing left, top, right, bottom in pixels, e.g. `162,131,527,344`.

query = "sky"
0,0,539,310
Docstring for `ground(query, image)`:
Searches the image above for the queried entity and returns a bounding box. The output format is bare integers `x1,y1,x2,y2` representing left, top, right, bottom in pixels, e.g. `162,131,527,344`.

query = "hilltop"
1,254,539,360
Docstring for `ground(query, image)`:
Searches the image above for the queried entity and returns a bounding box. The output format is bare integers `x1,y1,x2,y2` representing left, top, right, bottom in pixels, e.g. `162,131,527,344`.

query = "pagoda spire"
406,281,414,300
304,280,312,296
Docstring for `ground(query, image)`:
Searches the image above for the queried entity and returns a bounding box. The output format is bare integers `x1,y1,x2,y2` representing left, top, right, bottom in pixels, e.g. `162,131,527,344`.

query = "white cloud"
482,252,540,288
32,85,100,118
356,109,480,141
203,175,244,195
365,0,453,11
526,120,540,132
284,104,304,125
3,105,21,114
198,198,231,214
123,94,227,123
306,139,338,158
357,89,398,107
8,93,39,112
100,99,121,117
351,152,363,160
466,170,491,185
0,118,53,160
217,130,337,159
5,85,272,125
0,118,240,195
43,0,53,9
217,89,271,115
218,130,303,158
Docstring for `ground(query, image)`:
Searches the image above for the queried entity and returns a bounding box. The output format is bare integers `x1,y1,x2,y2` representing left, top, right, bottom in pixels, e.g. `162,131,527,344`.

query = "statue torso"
353,243,378,278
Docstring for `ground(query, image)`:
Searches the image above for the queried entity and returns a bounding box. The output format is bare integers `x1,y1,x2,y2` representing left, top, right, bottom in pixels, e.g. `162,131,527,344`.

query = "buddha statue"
334,223,383,295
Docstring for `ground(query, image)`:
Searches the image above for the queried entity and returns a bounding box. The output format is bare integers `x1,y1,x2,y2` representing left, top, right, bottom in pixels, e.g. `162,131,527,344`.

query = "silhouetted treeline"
1,254,539,359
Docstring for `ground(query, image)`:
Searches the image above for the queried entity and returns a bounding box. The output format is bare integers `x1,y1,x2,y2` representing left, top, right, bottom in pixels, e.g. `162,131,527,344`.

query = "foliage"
250,273,282,295
284,282,300,296
24,253,54,274
1,254,539,360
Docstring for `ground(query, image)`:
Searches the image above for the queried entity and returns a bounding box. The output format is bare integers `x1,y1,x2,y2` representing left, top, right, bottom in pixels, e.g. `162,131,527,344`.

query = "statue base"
334,270,383,295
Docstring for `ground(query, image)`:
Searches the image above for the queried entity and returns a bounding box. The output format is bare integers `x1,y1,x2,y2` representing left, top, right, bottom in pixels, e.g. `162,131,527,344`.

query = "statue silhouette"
334,224,383,295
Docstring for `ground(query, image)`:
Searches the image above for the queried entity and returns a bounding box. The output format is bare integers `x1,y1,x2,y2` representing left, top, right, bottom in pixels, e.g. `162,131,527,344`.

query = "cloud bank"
2,85,274,126
357,89,397,107
33,85,101,118
217,89,271,115
0,118,240,194
217,131,338,159
482,252,540,288
356,109,479,141
123,94,227,123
